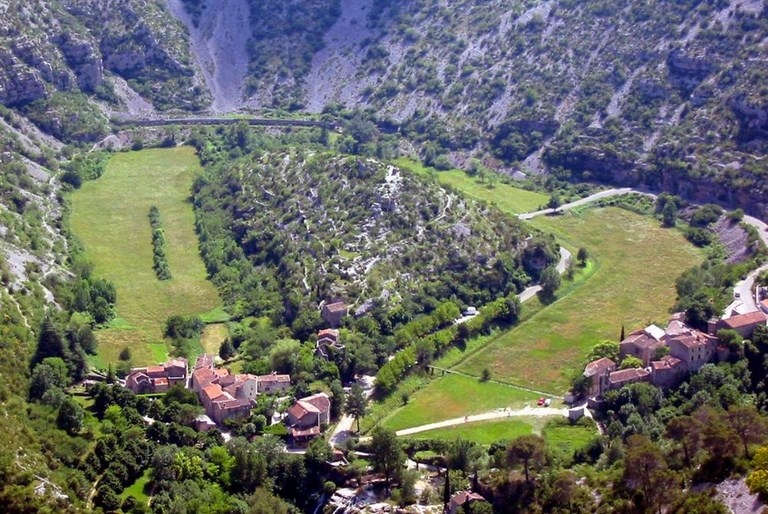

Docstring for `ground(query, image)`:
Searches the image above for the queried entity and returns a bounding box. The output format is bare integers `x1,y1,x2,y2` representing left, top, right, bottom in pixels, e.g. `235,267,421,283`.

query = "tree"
623,434,667,513
345,383,368,433
370,427,404,487
662,200,678,227
666,416,702,467
539,266,561,299
119,347,131,361
587,340,620,363
577,247,589,266
219,339,236,361
747,444,768,499
480,368,491,382
727,405,766,458
620,355,644,369
57,396,85,434
29,358,69,400
506,434,546,482
548,193,561,209
620,325,625,341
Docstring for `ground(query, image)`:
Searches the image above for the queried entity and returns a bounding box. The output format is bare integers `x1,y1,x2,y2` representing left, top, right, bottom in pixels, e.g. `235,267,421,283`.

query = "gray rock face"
55,34,104,92
0,50,48,106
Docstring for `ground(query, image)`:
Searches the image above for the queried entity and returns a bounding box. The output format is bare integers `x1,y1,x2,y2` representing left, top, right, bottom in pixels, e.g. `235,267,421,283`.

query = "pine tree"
620,325,625,341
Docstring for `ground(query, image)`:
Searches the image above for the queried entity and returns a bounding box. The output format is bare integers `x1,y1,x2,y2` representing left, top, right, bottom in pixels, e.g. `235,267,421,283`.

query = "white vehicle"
544,398,552,407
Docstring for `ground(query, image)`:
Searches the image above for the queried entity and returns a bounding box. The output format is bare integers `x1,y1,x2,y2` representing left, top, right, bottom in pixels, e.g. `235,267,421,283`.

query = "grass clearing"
394,158,548,214
70,147,222,367
120,468,152,503
543,419,598,463
455,207,704,392
405,418,540,445
201,323,229,355
381,374,540,432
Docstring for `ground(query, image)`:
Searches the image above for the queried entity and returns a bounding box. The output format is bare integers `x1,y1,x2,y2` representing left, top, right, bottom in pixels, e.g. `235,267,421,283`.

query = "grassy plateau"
70,147,221,366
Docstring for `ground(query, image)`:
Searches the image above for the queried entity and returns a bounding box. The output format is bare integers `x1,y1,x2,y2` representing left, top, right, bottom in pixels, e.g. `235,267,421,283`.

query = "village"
582,299,768,402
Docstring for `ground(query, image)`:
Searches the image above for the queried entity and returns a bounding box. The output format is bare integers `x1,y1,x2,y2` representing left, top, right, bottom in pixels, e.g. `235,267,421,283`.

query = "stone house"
717,311,768,339
315,328,345,359
285,392,331,440
649,355,685,388
321,301,348,327
124,357,188,394
583,357,616,397
619,326,666,366
607,367,650,390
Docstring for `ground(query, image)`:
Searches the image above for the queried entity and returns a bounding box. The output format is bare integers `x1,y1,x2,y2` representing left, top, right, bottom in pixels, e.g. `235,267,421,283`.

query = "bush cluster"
149,206,172,280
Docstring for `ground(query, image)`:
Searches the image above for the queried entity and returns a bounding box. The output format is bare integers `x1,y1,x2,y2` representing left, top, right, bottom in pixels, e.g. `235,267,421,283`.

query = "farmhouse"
585,315,723,398
322,301,348,327
315,328,344,359
717,311,768,339
257,372,291,395
448,491,487,514
619,325,666,365
124,357,187,394
285,392,331,441
583,357,616,396
608,367,650,390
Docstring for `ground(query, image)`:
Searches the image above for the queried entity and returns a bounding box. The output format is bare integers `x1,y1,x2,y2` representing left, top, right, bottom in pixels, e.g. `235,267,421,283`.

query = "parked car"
537,397,546,406
544,398,552,407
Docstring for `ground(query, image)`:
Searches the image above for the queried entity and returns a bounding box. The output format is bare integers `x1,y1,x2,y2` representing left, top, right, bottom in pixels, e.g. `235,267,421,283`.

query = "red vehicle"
537,397,546,406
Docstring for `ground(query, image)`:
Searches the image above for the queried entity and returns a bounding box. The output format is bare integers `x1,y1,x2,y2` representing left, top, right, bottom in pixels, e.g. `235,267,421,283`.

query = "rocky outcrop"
54,34,103,92
0,50,47,106
666,50,715,92
730,95,768,143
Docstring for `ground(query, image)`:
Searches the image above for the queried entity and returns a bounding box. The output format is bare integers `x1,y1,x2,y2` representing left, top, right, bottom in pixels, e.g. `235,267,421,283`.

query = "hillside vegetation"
174,0,768,217
193,143,558,337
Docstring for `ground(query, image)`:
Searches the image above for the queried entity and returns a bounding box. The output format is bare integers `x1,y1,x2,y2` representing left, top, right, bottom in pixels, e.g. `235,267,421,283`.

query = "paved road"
517,187,638,220
518,247,572,303
358,406,566,442
735,215,768,312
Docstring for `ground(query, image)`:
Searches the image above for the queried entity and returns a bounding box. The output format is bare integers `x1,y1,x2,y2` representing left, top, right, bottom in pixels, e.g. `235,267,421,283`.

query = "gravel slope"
166,0,251,112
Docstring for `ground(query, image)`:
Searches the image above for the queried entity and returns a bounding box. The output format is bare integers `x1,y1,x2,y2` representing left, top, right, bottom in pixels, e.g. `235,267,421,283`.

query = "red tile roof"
302,393,331,414
258,373,290,383
324,302,347,313
621,332,663,349
290,426,321,438
609,368,650,385
722,311,767,329
651,355,682,371
584,357,616,377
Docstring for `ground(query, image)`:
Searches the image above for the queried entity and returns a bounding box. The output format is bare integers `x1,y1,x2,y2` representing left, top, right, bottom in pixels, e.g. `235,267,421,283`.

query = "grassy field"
70,147,222,366
381,374,541,432
201,323,229,356
405,418,539,445
543,420,598,463
455,207,704,392
394,158,549,214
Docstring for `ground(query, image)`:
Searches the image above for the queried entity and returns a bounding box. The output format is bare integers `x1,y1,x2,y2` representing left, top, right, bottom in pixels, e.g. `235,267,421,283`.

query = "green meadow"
455,207,704,392
394,157,549,214
70,147,222,366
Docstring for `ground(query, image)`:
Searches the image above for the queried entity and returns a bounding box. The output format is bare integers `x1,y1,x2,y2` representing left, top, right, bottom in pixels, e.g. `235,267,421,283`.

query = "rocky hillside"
172,0,768,217
193,148,558,332
0,0,206,118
